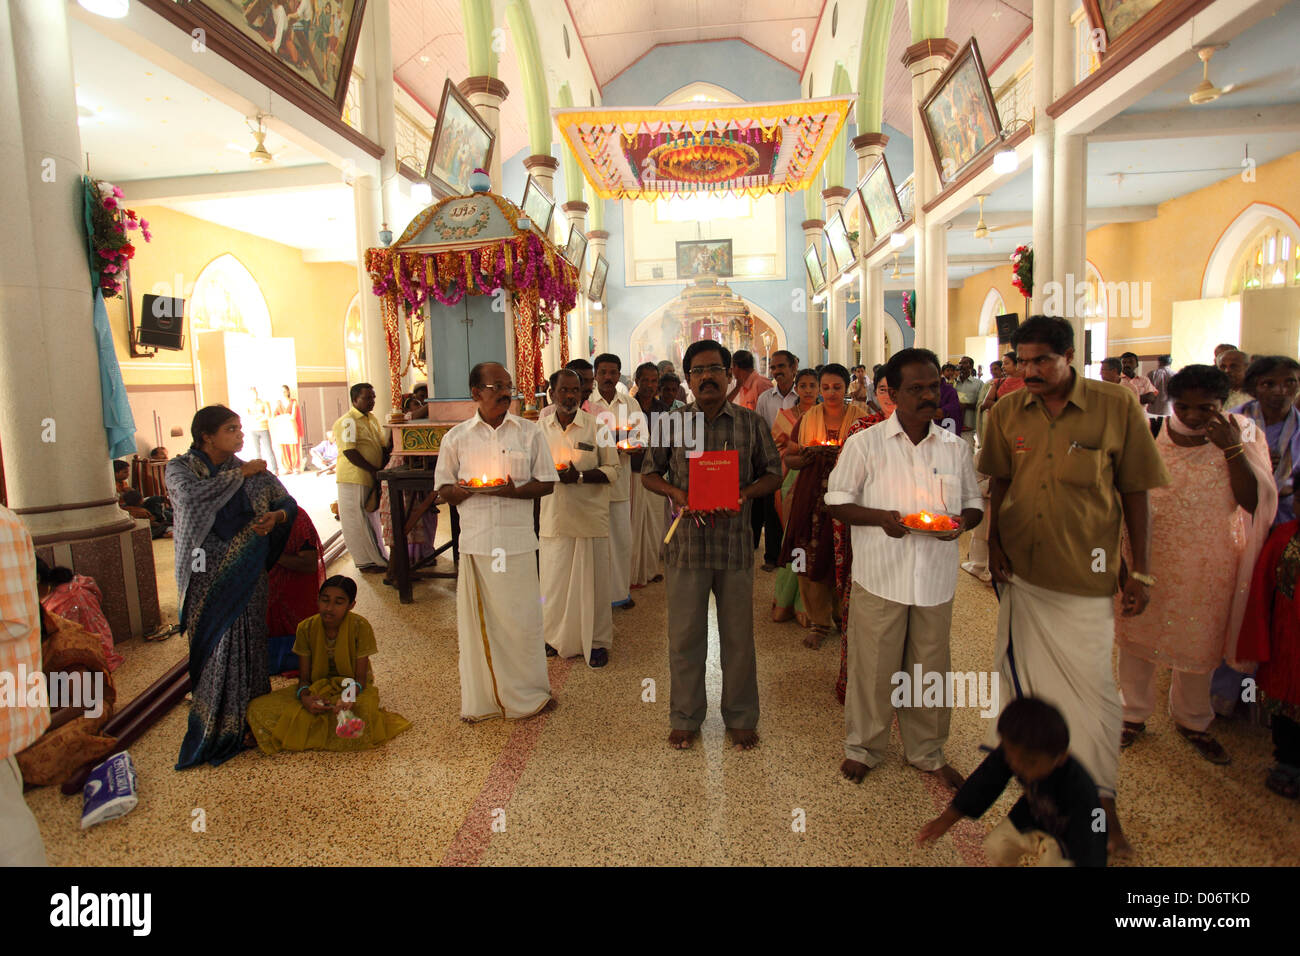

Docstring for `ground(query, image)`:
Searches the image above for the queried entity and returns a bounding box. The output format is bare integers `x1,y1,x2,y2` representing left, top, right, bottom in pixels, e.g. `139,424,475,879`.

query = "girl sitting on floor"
247,575,410,754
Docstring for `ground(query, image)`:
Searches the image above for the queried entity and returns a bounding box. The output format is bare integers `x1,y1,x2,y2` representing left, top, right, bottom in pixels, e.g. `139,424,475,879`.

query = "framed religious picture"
139,0,367,127
519,176,555,235
424,79,496,198
563,222,589,272
589,254,609,300
824,210,855,272
804,243,827,294
919,38,1002,188
1081,0,1186,62
856,156,905,243
675,239,733,279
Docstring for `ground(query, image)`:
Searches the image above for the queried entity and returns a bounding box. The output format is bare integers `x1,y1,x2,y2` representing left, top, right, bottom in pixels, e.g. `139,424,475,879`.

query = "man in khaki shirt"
540,369,621,667
332,382,390,572
980,316,1169,859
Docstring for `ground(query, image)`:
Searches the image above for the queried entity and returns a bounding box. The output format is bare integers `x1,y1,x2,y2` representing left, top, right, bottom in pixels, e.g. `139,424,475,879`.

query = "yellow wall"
948,149,1300,354
109,205,359,386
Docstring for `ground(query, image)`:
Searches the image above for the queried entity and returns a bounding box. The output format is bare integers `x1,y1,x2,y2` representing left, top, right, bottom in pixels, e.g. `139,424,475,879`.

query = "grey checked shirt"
646,402,781,570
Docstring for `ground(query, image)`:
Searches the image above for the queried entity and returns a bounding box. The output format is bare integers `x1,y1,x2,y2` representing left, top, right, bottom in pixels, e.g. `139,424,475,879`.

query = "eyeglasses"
479,382,515,392
689,364,728,376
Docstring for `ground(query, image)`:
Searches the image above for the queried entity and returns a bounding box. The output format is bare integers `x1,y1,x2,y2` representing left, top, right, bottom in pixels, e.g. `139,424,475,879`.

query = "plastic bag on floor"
81,751,139,829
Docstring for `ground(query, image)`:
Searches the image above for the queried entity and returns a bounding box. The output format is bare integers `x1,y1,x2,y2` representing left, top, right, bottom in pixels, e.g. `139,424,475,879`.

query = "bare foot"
840,758,869,783
727,728,759,750
668,729,697,750
772,605,794,623
928,764,966,791
802,628,827,650
795,611,811,629
1101,797,1133,859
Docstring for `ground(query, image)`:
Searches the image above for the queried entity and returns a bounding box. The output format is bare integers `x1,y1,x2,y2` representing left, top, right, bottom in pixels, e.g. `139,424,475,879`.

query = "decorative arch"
625,292,788,369
188,253,272,338
977,287,1006,336
883,310,906,358
1201,202,1300,298
344,294,364,387
659,82,744,106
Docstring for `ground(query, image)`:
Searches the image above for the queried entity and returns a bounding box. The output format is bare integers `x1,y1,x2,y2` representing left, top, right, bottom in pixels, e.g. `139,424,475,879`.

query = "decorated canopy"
554,97,854,201
365,191,579,411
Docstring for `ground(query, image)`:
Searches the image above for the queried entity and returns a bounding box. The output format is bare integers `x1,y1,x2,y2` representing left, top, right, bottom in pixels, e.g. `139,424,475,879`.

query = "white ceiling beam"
948,204,1158,229
1090,104,1300,143
121,165,346,203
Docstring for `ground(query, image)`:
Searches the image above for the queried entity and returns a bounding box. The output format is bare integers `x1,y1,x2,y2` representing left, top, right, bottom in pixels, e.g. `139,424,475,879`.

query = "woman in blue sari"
167,405,297,769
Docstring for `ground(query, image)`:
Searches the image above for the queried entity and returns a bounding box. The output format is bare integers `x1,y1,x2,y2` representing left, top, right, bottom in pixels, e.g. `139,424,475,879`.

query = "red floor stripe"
440,657,575,867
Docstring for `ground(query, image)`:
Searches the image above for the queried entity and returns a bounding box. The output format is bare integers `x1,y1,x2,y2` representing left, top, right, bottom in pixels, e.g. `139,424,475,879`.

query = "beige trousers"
984,817,1073,867
1117,649,1215,732
843,583,954,771
0,756,46,866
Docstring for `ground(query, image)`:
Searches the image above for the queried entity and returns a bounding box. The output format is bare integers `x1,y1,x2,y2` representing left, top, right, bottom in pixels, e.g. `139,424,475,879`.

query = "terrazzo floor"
26,524,1300,867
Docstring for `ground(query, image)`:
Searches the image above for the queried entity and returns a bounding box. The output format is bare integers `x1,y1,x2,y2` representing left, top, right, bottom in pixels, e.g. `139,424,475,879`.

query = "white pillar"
1053,133,1087,371
1030,0,1056,317
926,219,950,359
903,38,958,352
459,77,509,191
853,133,890,368
823,187,852,365
802,219,826,365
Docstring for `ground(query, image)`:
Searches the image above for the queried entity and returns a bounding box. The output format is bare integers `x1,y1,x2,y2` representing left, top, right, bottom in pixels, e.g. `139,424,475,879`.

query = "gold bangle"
1129,570,1157,587
1224,448,1245,461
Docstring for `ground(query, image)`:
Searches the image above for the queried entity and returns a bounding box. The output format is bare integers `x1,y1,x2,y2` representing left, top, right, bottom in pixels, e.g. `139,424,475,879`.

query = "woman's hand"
240,459,268,477
301,693,331,715
250,511,280,535
1203,410,1243,452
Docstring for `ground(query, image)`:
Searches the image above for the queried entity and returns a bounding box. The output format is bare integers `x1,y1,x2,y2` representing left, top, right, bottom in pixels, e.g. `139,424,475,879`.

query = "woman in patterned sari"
778,364,866,648
167,405,297,769
771,369,819,625
833,378,895,703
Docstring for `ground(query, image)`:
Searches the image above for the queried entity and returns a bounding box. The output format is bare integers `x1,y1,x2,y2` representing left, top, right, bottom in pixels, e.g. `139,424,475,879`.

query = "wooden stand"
379,464,460,604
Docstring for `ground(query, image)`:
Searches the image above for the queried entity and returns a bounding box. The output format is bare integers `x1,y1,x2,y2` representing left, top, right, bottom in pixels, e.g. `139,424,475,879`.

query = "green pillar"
462,0,499,77
856,0,895,133
505,0,551,155
823,62,852,190
555,83,584,203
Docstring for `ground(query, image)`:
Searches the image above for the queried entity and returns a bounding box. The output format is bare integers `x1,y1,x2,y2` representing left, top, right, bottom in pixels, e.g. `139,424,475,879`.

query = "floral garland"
1011,245,1033,298
84,177,150,297
902,290,916,328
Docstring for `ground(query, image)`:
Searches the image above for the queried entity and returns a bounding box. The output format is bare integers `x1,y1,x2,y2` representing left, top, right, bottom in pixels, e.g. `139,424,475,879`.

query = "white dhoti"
628,478,664,587
987,575,1121,797
608,499,632,604
456,554,553,721
541,535,612,663
338,482,388,568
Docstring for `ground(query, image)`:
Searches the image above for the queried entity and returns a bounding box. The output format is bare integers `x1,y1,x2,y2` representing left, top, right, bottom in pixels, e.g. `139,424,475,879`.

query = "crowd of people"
4,319,1298,868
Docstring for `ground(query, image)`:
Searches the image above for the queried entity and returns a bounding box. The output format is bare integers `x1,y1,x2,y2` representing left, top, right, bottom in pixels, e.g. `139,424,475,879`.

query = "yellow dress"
247,613,411,753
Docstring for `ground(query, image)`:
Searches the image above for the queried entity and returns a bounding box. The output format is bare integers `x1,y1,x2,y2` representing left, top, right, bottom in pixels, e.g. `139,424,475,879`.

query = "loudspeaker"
1084,329,1093,366
138,295,186,350
995,312,1019,344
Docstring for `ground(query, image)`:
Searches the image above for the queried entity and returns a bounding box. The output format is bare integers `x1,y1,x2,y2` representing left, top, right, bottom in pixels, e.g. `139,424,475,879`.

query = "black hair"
1120,351,1139,362
413,383,429,396
634,362,659,384
122,490,144,507
1010,315,1074,355
1101,357,1122,373
656,360,675,372
149,447,167,458
881,347,941,390
772,350,799,368
190,405,239,447
659,371,681,389
1158,355,1171,365
997,697,1069,757
1167,364,1229,403
565,358,593,374
795,367,819,385
593,352,622,372
113,459,129,473
35,555,74,588
682,339,731,376
819,362,851,388
549,368,580,390
402,394,423,413
320,574,358,603
468,362,501,391
959,356,974,365
732,350,756,371
871,364,884,377
941,363,957,372
349,382,374,402
1243,355,1300,393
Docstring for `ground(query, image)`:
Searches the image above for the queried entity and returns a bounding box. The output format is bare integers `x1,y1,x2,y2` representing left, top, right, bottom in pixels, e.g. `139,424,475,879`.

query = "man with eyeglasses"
980,316,1170,858
643,341,782,751
435,362,559,722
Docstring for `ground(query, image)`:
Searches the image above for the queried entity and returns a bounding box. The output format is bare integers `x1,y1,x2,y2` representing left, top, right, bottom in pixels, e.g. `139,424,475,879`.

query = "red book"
688,450,739,511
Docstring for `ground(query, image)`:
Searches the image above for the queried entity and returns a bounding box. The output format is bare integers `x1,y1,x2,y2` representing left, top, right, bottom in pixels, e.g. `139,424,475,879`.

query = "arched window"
344,295,364,387
978,288,1006,336
1228,223,1300,294
189,254,272,337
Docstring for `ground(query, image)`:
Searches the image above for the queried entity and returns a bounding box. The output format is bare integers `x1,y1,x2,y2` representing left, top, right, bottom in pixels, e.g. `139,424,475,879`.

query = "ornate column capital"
901,37,958,70
851,132,890,153
458,76,510,100
801,219,826,232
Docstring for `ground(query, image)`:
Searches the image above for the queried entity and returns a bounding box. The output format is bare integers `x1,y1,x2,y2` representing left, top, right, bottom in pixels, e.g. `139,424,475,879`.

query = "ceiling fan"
1186,43,1293,105
226,113,281,164
970,194,1022,240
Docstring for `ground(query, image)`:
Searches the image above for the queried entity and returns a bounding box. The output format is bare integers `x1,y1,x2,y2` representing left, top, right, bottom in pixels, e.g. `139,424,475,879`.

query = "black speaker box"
138,295,186,350
994,312,1019,344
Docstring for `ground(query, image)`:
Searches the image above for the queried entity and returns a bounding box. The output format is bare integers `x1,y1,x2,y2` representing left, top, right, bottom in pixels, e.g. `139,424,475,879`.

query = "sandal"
1265,763,1300,800
1120,721,1145,748
1176,725,1230,765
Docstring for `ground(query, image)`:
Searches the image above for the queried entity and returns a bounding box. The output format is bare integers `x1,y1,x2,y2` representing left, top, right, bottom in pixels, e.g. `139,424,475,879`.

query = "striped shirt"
0,506,47,758
825,415,983,607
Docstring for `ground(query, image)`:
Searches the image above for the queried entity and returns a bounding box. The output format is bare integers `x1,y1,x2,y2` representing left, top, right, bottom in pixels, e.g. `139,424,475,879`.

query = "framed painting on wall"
589,254,609,300
139,0,367,125
1081,0,1188,62
675,239,733,279
856,156,905,243
424,79,496,198
520,176,555,235
804,244,827,294
563,222,589,272
919,38,1002,188
824,210,855,272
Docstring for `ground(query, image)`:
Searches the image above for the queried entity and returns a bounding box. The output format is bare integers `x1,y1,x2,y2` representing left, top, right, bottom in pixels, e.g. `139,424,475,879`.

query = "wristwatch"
1129,570,1156,588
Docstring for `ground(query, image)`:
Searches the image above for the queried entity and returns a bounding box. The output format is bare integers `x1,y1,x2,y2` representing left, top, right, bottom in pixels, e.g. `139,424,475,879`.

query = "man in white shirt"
825,348,983,790
590,353,640,608
538,358,595,419
539,369,620,667
753,350,800,570
435,362,558,721
953,356,983,450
